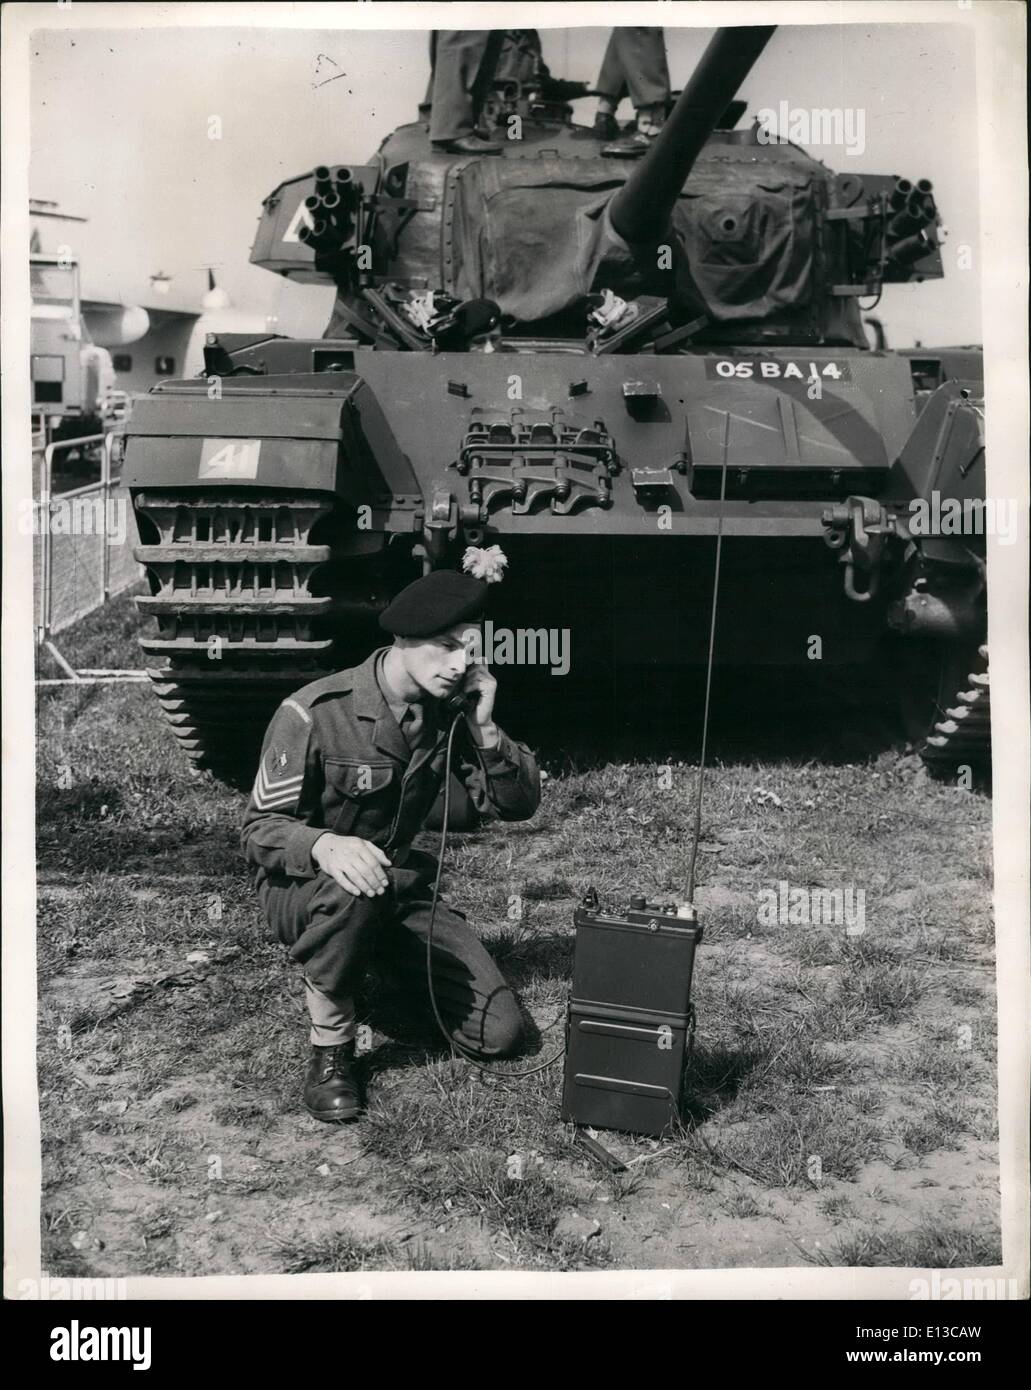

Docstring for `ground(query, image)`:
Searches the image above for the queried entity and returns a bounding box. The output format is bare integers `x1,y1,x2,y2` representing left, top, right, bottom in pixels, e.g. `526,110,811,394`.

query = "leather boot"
303,1041,362,1122
601,129,653,158
571,111,620,141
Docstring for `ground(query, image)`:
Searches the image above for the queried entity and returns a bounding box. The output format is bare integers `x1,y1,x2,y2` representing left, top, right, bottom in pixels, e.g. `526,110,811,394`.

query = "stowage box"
561,897,703,1137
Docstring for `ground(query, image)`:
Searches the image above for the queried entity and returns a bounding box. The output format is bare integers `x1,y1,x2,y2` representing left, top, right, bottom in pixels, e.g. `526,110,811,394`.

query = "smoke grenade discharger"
561,890,703,1137
299,166,362,256
883,175,939,270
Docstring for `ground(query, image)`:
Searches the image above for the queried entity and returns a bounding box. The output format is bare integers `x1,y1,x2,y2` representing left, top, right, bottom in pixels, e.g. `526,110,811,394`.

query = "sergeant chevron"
252,761,304,810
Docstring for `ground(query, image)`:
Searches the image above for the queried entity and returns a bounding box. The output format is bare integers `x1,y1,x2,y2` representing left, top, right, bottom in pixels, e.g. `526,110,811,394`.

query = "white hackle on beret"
462,544,508,584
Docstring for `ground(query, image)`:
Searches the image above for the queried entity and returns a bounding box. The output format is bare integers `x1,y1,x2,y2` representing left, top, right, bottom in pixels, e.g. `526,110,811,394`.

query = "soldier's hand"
462,659,498,729
312,834,391,898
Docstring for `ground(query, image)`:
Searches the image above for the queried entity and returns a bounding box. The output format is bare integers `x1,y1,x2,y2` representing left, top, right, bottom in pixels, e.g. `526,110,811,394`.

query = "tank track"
133,489,340,778
921,644,991,767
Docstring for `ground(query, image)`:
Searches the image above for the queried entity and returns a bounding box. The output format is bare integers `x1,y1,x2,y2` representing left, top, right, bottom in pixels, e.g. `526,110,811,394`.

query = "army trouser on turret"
261,848,525,1058
596,26,671,113
426,30,506,144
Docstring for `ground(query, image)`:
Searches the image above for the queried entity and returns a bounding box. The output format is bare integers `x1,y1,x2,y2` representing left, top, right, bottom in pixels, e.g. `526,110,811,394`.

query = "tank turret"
249,19,943,354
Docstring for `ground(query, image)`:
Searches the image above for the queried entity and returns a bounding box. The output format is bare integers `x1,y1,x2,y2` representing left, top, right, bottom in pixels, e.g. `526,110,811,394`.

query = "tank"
123,25,989,780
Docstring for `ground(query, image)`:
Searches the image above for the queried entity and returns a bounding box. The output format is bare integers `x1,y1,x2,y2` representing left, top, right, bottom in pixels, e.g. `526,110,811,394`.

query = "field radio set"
426,726,709,1144
561,889,702,1137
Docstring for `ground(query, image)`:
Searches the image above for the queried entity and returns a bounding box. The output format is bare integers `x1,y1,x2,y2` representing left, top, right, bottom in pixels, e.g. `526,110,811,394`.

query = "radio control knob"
629,894,646,910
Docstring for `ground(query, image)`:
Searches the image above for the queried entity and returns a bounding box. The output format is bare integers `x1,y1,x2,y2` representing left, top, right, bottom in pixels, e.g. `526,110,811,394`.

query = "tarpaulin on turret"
445,156,643,323
672,160,816,322
444,152,816,328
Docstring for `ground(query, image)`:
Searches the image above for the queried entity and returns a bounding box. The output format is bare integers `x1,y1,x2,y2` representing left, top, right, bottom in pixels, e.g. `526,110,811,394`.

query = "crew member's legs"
613,26,670,116
418,31,435,120
596,27,670,154
428,30,503,145
595,30,629,109
588,31,629,140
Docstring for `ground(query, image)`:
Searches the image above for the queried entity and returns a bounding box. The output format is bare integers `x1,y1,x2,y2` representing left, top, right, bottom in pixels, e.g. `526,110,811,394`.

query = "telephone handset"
444,686,477,718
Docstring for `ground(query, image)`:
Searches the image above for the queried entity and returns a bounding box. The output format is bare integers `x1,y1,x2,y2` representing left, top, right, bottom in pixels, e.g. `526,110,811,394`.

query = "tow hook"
821,496,899,603
422,489,458,564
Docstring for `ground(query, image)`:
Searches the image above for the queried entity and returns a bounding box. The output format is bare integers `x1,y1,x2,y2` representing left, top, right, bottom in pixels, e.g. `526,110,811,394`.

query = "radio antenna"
685,431,731,904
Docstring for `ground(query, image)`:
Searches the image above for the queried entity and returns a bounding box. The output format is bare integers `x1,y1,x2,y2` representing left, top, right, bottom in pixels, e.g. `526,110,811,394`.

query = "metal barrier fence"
33,432,145,641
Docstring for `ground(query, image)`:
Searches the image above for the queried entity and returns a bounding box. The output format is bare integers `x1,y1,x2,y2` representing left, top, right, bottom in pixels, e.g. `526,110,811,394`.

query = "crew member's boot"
303,1041,362,1122
431,134,502,155
602,104,666,158
571,111,621,141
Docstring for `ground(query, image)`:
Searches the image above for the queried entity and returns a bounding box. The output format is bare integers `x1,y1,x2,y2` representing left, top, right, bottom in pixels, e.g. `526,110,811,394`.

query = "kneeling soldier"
241,547,540,1122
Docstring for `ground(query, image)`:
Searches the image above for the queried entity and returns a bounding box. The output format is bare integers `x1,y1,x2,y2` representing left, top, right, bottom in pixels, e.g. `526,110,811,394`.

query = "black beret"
378,569,488,638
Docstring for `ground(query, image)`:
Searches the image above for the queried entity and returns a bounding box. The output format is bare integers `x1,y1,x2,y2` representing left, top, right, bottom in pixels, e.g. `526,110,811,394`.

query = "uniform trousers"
596,27,671,112
427,30,506,143
262,848,524,1058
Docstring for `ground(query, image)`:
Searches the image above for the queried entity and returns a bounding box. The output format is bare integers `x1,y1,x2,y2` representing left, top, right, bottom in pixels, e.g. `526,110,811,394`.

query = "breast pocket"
324,759,398,837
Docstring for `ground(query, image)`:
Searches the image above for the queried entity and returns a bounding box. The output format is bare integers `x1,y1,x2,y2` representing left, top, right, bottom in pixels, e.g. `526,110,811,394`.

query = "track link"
921,644,991,767
133,489,343,776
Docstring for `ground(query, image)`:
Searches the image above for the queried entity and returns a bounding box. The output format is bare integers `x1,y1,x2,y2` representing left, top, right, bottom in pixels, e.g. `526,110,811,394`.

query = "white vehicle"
30,253,115,433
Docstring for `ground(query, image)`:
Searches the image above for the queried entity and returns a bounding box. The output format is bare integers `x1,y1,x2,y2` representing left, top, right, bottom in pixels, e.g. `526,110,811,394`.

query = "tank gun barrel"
608,25,776,246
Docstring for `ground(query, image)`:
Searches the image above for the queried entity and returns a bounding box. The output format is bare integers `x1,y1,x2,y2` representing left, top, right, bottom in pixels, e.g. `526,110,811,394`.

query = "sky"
29,16,982,347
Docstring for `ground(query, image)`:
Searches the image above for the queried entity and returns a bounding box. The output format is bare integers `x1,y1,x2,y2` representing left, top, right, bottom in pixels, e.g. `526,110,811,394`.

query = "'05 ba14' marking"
706,358,853,382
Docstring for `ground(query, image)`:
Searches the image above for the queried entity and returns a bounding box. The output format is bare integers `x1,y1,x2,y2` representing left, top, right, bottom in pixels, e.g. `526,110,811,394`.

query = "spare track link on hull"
922,644,991,767
133,489,338,770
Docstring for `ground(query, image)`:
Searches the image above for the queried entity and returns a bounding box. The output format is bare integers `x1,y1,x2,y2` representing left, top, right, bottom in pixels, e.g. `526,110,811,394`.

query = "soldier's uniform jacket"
240,647,541,887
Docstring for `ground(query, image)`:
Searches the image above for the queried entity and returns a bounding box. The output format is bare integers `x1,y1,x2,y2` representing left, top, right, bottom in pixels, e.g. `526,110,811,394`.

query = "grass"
808,1223,1002,1268
703,1098,882,1187
32,591,1001,1274
268,1230,405,1274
